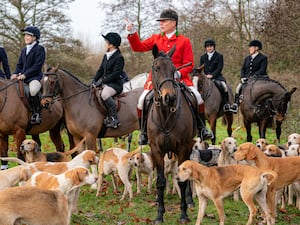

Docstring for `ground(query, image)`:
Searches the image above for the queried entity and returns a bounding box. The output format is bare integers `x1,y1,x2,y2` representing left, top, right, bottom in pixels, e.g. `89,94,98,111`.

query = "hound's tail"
261,170,278,186
64,137,86,156
0,157,27,166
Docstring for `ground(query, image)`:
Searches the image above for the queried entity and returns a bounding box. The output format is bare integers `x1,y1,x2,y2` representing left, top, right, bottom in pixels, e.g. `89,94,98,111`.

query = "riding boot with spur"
30,95,42,124
198,104,213,140
137,108,148,145
230,94,239,113
223,92,231,112
104,97,121,128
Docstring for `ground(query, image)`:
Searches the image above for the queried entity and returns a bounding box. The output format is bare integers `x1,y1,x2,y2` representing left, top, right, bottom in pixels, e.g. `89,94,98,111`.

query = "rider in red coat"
127,9,212,145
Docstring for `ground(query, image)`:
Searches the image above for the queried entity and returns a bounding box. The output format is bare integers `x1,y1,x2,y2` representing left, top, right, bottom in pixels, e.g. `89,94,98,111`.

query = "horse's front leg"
14,128,26,161
225,113,233,137
258,119,267,139
244,119,252,142
275,120,282,144
49,121,65,152
84,133,97,152
155,165,166,224
0,135,9,169
208,117,217,145
178,180,190,223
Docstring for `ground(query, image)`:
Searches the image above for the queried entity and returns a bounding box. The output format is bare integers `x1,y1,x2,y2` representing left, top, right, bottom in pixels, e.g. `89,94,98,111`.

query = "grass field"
6,120,300,225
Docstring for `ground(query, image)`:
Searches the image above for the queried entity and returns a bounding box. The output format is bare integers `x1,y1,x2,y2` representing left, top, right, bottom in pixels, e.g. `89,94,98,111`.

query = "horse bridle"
248,78,289,118
42,70,90,102
151,57,180,109
42,71,61,98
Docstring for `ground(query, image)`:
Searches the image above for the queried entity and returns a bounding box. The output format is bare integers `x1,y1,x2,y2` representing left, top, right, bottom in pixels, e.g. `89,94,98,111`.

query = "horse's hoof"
188,202,195,208
153,218,163,224
179,217,191,224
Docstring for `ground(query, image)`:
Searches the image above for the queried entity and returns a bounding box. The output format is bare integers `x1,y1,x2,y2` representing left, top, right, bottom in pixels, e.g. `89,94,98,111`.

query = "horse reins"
42,71,90,103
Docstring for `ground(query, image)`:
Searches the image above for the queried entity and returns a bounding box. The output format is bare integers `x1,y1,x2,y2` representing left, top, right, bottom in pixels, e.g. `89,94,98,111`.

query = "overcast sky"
67,0,105,50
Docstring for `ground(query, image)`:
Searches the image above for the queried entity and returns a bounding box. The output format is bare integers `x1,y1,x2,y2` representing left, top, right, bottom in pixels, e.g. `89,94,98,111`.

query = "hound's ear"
247,143,258,160
34,142,41,153
221,140,225,151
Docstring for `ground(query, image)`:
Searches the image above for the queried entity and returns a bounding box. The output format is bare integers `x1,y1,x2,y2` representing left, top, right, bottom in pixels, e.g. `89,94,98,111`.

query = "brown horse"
239,76,296,142
147,45,196,223
41,67,143,150
192,68,234,144
0,79,69,167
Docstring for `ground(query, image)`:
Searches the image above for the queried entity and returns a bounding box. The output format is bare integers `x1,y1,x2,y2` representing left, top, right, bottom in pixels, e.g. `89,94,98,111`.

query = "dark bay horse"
240,76,296,142
192,67,234,144
0,79,69,167
41,67,143,150
147,45,196,223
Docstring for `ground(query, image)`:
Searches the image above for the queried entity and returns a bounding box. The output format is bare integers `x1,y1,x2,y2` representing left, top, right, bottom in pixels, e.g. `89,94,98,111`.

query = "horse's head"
272,87,297,121
190,66,205,92
151,44,177,107
40,66,61,108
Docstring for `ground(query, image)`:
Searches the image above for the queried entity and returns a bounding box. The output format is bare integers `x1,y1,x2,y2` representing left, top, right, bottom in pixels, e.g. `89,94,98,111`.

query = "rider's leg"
29,80,42,124
189,86,213,140
230,83,242,113
221,81,231,112
137,89,150,145
101,86,120,128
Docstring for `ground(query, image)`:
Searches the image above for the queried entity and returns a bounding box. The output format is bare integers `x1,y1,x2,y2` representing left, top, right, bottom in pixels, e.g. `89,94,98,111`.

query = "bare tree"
98,0,173,76
0,0,94,80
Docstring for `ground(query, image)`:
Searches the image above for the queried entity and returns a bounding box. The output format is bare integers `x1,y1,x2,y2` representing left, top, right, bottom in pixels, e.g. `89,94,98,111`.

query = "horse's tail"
0,157,27,166
231,126,241,138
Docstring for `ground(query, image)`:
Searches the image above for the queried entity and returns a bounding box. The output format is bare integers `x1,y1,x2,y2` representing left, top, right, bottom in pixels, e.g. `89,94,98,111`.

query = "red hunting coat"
127,32,194,90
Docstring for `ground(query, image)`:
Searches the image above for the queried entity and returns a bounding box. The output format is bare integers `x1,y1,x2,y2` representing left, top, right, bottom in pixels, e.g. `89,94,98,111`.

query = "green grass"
5,121,300,225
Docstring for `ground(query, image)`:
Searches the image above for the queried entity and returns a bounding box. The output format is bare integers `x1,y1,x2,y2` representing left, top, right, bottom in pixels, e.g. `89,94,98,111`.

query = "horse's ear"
152,44,159,58
53,64,60,72
168,44,176,58
290,87,297,96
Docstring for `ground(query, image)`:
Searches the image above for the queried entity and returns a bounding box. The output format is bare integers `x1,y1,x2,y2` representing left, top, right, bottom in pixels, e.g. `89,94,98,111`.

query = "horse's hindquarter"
105,87,143,137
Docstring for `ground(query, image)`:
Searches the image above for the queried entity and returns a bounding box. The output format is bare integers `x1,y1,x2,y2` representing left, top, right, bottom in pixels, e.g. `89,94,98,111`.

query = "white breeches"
29,80,42,96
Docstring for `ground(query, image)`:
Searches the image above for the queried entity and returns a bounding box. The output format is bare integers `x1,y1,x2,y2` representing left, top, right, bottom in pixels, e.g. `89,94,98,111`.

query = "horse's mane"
49,67,88,87
250,76,287,91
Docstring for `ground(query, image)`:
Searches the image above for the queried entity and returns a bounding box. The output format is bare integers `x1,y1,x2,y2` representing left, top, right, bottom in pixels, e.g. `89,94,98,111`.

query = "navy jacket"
0,47,11,79
241,53,268,78
14,43,46,83
199,51,225,81
93,49,124,94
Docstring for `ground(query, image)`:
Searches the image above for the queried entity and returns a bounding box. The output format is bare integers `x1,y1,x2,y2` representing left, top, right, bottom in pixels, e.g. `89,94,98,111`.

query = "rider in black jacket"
92,32,125,128
199,39,231,112
230,40,268,113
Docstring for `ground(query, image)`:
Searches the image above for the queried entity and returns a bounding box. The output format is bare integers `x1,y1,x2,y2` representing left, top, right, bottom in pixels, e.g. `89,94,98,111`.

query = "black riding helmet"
204,39,215,47
102,32,121,47
21,26,41,39
156,9,178,26
248,40,262,50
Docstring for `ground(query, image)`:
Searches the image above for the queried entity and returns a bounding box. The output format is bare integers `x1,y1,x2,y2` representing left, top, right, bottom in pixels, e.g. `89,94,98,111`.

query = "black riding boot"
198,112,213,140
230,94,239,113
223,92,231,112
30,95,42,124
138,108,148,145
104,97,120,128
